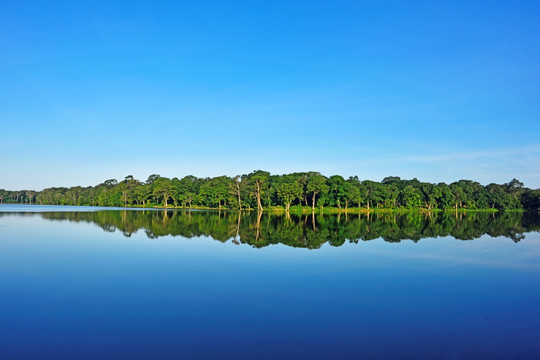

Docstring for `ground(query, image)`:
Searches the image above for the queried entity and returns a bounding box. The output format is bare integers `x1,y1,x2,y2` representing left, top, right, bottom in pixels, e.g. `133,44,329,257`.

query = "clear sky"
1,1,539,190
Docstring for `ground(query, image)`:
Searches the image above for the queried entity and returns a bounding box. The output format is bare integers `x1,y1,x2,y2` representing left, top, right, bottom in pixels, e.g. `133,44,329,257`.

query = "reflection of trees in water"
32,210,540,248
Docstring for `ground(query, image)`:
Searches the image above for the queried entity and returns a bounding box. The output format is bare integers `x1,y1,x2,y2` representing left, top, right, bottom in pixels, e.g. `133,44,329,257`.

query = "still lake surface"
1,205,540,359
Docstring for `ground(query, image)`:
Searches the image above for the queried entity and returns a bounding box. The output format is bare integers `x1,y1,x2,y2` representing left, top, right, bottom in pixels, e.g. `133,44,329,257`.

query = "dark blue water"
1,206,540,359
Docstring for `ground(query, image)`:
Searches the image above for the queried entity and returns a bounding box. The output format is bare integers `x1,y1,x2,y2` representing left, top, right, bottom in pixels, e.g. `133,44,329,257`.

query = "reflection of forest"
13,210,540,248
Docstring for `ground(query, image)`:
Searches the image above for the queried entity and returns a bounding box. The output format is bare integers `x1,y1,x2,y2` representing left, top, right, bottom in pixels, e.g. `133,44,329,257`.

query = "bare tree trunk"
237,184,242,210
312,192,317,211
256,180,263,212
230,178,243,210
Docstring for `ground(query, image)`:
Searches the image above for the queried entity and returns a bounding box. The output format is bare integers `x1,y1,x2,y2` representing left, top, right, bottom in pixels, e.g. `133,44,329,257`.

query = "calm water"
1,205,540,359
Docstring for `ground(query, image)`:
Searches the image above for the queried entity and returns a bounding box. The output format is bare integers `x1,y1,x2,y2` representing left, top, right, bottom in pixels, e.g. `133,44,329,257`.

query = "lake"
1,205,540,359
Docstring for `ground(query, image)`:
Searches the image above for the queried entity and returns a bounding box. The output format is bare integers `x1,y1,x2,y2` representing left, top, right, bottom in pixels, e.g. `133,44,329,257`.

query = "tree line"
1,171,539,211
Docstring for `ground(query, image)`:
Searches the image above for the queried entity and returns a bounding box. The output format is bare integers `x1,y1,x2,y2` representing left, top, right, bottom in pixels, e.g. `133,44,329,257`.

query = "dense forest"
5,210,538,246
1,171,539,211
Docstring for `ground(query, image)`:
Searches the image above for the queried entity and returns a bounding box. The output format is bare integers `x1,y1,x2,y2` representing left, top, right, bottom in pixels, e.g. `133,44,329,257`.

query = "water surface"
1,205,540,359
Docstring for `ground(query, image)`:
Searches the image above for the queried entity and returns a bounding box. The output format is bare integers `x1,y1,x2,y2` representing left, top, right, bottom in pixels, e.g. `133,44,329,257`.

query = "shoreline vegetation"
1,171,539,212
0,203,507,214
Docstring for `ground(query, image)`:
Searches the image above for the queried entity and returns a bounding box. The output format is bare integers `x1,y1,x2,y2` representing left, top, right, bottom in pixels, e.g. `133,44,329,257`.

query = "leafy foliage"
1,173,538,211
28,210,540,246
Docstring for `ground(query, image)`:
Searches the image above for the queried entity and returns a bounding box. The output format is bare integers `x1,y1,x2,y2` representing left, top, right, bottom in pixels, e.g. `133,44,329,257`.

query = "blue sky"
1,1,539,190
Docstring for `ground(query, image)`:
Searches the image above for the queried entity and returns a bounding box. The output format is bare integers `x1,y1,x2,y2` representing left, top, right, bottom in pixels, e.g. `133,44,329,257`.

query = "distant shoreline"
1,171,538,212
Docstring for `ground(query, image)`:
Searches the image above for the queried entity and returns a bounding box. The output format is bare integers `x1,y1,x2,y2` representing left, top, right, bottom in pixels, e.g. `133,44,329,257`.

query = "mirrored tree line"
1,171,539,211
6,210,538,247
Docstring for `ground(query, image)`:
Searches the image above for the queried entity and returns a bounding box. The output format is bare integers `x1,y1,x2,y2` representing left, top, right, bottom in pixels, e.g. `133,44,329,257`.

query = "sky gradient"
1,1,539,190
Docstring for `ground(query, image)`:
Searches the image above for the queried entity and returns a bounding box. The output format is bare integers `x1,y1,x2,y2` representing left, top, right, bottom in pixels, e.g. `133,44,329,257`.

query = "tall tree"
229,175,247,210
199,176,232,210
248,170,270,212
276,175,303,211
153,177,173,207
307,173,329,211
327,175,346,209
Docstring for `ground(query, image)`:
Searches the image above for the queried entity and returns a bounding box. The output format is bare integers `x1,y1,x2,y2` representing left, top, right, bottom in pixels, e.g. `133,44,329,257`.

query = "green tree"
521,188,540,210
199,176,232,209
362,180,383,209
229,175,247,210
276,175,303,211
450,182,466,209
400,185,422,208
153,177,173,207
175,175,199,208
247,170,270,212
327,175,346,209
307,173,329,211
134,183,151,206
